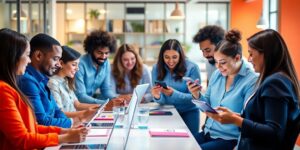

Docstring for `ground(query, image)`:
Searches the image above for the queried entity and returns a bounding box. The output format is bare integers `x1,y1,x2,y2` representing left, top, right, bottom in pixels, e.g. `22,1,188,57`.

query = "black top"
238,73,299,150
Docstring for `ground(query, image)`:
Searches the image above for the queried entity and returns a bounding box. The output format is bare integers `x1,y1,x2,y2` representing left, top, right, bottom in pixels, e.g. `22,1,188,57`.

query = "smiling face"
248,47,264,73
39,45,62,76
163,49,180,71
121,51,136,72
16,42,31,75
92,47,110,66
199,39,216,64
214,51,241,77
60,59,80,78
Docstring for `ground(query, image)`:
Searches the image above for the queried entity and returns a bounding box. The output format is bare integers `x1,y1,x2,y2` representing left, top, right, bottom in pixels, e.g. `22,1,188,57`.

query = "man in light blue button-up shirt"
75,30,120,104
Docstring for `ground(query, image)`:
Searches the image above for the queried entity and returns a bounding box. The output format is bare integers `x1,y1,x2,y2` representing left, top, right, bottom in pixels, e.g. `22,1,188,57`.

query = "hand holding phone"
154,81,168,89
182,77,200,86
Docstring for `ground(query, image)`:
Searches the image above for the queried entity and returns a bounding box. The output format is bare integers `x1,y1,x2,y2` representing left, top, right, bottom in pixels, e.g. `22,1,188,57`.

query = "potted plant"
89,9,100,20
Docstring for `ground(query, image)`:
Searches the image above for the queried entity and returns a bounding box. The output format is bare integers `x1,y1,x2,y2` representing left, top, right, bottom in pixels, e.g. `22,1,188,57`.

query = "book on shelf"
149,128,189,137
113,20,123,33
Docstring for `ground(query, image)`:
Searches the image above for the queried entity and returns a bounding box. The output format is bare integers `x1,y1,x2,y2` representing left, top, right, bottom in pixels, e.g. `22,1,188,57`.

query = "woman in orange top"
0,28,89,149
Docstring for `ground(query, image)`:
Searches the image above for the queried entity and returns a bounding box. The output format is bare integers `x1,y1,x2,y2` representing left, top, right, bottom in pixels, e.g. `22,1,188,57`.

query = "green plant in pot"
89,9,100,20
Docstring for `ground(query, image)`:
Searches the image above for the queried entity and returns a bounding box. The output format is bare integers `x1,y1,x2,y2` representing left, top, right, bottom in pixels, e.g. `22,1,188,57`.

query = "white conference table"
46,105,201,150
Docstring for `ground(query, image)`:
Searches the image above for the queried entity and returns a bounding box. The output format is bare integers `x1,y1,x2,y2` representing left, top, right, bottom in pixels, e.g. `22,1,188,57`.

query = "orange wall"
280,0,300,78
230,0,262,57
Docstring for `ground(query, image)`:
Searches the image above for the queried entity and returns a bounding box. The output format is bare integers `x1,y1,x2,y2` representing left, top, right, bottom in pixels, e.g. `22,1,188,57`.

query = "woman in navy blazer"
205,29,300,150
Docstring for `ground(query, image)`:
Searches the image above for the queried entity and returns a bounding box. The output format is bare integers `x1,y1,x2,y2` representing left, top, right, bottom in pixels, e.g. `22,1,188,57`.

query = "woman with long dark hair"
151,39,201,137
0,28,88,149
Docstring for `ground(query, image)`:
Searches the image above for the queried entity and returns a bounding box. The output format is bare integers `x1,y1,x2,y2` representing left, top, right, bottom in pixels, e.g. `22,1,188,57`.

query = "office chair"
283,109,300,150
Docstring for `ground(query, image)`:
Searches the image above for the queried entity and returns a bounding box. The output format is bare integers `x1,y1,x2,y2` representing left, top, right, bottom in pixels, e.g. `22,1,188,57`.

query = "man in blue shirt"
18,34,80,128
193,25,225,83
75,30,123,104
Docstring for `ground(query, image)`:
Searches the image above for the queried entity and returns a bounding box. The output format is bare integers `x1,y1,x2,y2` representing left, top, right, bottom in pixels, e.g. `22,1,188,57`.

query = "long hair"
112,44,143,90
247,29,300,102
60,46,81,90
0,28,33,110
156,39,187,81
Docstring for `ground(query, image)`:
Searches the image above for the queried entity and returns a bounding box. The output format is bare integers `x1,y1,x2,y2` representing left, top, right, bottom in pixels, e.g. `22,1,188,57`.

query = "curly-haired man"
75,30,121,104
193,25,225,82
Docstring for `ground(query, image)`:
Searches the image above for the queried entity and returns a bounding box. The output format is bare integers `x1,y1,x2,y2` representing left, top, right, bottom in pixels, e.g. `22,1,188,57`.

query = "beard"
207,57,215,65
91,54,106,66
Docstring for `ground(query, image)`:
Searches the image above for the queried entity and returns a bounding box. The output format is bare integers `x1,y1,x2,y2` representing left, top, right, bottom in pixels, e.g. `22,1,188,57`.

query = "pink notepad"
94,114,114,121
87,129,110,137
149,129,189,137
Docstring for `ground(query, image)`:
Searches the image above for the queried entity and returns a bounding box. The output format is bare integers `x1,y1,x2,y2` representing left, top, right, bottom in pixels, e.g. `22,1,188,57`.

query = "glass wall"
0,0,49,38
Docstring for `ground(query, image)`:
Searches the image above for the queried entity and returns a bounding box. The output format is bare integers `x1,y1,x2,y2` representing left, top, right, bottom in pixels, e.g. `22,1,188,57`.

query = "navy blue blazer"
238,73,299,150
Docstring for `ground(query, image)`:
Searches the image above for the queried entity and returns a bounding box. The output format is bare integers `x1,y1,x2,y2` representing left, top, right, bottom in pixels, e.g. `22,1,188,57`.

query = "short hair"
215,29,242,58
193,25,225,45
83,30,117,54
30,33,61,57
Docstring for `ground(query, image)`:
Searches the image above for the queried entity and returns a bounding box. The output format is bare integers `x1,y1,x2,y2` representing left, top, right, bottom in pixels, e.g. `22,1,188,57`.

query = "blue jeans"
179,109,199,138
195,132,237,150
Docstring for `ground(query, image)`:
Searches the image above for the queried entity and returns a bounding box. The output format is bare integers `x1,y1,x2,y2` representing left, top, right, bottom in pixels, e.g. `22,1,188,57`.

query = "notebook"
87,129,110,137
149,129,189,137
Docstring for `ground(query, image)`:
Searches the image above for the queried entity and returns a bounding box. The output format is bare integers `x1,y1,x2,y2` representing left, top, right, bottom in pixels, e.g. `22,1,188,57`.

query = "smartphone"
154,81,168,89
192,100,218,114
182,77,200,86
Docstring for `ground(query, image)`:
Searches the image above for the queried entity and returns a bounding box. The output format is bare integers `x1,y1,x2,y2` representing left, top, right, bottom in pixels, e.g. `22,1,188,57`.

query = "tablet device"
85,100,109,127
154,81,168,89
192,100,218,114
91,122,114,128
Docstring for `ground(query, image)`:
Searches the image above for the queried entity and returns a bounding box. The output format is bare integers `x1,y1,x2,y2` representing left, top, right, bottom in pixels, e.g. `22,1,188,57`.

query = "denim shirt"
75,54,116,104
152,59,201,113
199,60,258,140
17,65,71,128
110,64,153,102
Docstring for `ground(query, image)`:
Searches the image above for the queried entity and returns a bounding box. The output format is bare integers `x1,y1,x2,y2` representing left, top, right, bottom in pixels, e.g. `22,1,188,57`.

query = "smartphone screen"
154,81,168,89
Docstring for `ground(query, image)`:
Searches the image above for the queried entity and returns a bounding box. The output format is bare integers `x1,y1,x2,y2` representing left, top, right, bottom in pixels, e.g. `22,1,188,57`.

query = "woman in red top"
0,28,89,150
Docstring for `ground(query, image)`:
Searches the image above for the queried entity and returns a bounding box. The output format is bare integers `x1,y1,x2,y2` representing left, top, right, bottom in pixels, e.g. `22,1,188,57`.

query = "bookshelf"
57,2,186,65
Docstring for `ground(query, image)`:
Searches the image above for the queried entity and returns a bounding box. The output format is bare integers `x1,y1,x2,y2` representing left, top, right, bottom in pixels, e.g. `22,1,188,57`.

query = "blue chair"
283,109,300,150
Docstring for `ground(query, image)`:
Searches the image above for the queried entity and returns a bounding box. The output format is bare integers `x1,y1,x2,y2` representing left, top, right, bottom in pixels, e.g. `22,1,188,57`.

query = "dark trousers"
195,132,237,150
179,109,199,138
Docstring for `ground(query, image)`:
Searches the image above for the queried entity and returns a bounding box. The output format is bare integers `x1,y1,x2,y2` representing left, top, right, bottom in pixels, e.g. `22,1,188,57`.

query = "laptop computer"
85,99,109,127
59,84,149,150
106,83,150,150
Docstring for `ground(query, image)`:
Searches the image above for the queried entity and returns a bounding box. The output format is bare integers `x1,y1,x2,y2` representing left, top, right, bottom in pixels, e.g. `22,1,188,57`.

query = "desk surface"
46,105,201,150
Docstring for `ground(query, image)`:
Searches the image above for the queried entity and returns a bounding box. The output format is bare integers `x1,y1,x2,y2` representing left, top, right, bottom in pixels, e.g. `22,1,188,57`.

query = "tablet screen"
192,100,218,114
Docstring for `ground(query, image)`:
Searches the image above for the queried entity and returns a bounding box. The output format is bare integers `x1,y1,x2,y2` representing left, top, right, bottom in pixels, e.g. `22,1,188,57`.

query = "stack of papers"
87,129,110,137
149,129,189,137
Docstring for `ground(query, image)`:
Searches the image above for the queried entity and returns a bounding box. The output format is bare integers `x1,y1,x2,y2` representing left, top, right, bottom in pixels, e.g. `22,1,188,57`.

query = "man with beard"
75,30,123,104
193,25,225,83
18,33,82,128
